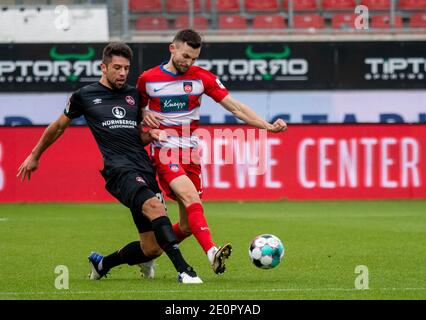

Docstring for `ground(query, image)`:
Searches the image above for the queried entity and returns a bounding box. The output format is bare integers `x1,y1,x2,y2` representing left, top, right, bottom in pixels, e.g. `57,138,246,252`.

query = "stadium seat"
218,14,248,29
202,0,212,12
370,14,404,28
283,0,318,11
322,0,357,10
166,0,202,13
293,14,325,28
129,0,162,13
398,0,426,10
360,0,391,10
135,16,168,30
216,0,241,12
252,14,286,29
409,12,426,27
174,15,209,29
331,13,356,29
245,0,279,12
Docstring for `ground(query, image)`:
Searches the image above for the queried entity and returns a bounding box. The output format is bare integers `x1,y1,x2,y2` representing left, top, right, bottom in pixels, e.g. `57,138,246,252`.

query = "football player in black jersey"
17,42,202,284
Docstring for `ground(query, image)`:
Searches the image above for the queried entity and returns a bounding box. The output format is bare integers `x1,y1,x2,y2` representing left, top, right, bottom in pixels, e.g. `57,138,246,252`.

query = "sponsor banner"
201,124,426,200
0,127,112,202
1,124,425,202
1,41,424,92
337,41,426,89
196,42,334,90
2,90,425,125
0,43,141,92
141,41,426,91
141,42,334,90
0,93,71,126
202,90,426,124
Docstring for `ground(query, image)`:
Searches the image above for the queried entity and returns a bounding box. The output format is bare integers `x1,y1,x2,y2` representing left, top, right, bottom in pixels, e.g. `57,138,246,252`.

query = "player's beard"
107,75,125,90
172,58,189,74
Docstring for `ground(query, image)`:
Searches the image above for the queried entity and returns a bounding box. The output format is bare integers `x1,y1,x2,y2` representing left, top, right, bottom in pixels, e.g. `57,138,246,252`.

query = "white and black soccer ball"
248,234,285,269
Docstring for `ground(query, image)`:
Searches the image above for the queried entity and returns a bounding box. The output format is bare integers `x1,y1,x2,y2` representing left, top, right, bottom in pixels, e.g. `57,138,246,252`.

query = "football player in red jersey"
137,29,287,275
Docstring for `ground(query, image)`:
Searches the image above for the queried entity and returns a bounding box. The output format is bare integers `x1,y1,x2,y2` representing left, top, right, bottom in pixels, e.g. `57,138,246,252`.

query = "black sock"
102,241,151,270
151,216,192,274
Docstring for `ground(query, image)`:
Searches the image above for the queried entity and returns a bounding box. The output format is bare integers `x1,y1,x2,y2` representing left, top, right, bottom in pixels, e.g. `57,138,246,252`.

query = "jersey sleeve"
64,90,84,119
201,69,229,103
136,73,150,109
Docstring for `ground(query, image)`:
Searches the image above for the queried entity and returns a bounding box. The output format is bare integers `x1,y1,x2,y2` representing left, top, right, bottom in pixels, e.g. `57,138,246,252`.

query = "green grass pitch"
0,200,425,300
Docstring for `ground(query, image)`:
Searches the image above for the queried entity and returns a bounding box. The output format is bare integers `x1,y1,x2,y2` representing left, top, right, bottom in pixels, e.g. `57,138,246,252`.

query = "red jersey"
136,63,229,149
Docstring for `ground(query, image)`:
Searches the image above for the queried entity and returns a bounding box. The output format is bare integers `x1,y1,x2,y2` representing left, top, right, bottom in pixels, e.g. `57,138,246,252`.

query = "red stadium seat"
174,15,209,29
252,14,286,29
322,0,357,10
398,0,426,10
293,14,325,28
129,0,162,12
216,0,241,12
165,0,202,13
370,14,404,28
203,0,212,12
283,0,318,11
218,14,248,29
331,13,357,29
245,0,279,12
135,16,168,30
360,0,391,10
409,12,426,27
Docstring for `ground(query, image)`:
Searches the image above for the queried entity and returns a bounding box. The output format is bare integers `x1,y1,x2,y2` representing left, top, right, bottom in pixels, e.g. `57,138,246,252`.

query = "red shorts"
151,147,203,200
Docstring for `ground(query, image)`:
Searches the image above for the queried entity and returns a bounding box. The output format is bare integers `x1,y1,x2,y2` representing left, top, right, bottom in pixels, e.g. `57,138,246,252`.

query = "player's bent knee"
141,243,163,258
179,224,192,236
139,232,163,258
177,191,201,207
142,197,166,221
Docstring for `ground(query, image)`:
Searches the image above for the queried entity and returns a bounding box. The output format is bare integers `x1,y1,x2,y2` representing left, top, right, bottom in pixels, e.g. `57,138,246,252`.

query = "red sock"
186,202,215,253
172,222,190,243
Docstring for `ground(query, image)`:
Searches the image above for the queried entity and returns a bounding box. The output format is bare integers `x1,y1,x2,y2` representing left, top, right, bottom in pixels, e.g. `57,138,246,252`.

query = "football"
248,234,285,269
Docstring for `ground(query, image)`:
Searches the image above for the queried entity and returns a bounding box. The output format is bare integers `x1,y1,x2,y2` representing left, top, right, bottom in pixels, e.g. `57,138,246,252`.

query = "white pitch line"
0,218,9,221
0,287,425,296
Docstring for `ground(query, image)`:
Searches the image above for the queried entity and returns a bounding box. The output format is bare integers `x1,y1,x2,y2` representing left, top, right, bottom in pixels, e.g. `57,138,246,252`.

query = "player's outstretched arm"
17,114,72,181
219,95,287,133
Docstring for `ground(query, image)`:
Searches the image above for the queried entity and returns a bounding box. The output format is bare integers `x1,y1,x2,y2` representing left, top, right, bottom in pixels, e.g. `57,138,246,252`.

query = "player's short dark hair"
102,42,133,64
173,29,202,49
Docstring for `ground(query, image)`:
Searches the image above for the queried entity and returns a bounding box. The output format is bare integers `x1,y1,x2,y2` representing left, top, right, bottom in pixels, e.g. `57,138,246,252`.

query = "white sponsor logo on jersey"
112,106,126,119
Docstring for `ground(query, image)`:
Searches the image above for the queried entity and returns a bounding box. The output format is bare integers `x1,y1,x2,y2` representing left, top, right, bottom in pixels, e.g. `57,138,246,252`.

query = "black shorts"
101,168,165,233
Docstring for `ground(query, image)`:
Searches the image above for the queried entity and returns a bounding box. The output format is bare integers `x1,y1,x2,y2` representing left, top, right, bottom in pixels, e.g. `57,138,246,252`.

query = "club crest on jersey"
169,164,179,172
112,106,126,119
183,81,193,94
125,95,135,106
